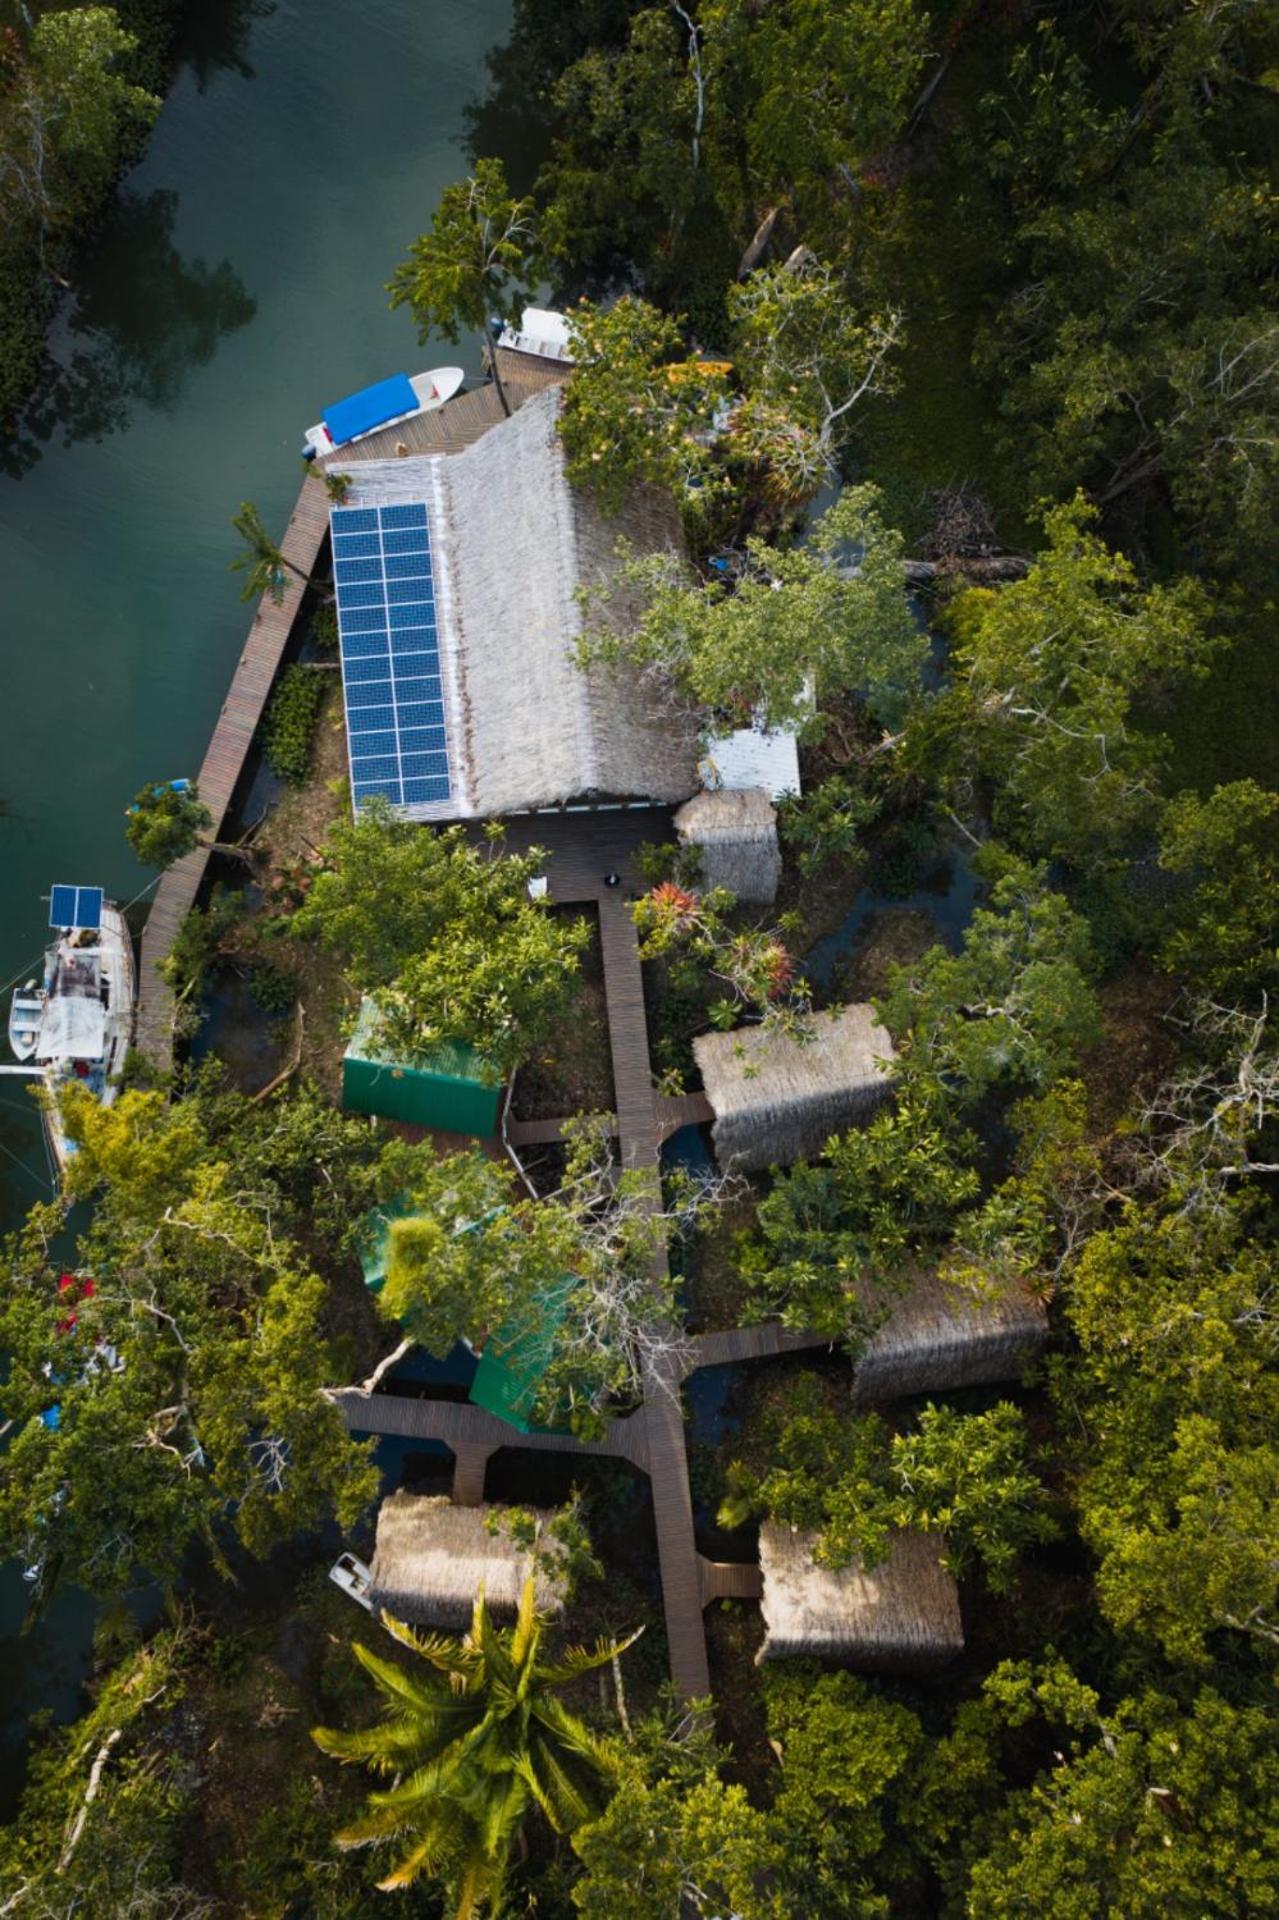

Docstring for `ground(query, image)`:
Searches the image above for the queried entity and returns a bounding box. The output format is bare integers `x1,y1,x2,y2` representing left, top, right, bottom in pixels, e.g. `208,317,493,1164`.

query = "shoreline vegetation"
3,0,1279,1915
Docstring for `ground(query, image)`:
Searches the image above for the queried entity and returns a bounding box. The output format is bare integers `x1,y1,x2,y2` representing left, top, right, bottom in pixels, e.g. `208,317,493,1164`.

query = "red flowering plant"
633,882,811,1039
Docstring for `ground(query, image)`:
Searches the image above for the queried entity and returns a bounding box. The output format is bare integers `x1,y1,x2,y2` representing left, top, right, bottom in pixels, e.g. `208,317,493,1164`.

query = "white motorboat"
5,885,135,1176
496,306,575,365
302,366,466,461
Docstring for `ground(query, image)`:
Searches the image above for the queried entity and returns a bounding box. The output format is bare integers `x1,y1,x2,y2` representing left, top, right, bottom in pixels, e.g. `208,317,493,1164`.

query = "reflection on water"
170,0,276,92
3,190,256,477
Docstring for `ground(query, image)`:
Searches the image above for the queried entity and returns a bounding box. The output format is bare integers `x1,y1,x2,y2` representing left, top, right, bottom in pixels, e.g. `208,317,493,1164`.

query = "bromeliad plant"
634,880,811,1038
312,1579,639,1915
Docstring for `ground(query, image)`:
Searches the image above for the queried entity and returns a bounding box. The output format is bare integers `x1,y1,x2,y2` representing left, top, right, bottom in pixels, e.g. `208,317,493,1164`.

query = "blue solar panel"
49,884,103,930
331,500,452,813
380,504,428,530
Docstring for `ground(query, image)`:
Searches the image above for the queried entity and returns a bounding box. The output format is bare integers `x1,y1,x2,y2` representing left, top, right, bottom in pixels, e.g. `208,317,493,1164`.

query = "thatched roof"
341,389,700,821
852,1267,1049,1406
674,787,781,904
368,1493,568,1629
756,1524,963,1668
694,1003,896,1172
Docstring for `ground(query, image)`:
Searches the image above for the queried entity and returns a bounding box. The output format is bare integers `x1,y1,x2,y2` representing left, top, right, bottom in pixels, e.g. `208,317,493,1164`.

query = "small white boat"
496,306,574,365
5,886,135,1177
329,1551,375,1612
302,366,466,461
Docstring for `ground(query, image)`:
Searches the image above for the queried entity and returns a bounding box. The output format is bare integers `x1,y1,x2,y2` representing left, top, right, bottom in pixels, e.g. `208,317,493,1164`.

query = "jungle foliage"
7,0,1279,1913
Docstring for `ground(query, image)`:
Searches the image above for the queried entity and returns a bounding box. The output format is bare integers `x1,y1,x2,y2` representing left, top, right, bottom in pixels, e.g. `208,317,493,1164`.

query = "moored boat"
495,306,575,364
5,885,136,1176
302,366,466,461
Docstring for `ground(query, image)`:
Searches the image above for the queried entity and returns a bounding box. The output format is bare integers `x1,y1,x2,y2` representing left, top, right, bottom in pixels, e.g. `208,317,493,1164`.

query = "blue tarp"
323,373,417,447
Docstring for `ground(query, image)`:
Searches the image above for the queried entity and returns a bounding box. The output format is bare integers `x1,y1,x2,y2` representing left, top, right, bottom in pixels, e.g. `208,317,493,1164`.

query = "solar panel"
330,501,453,813
49,885,104,931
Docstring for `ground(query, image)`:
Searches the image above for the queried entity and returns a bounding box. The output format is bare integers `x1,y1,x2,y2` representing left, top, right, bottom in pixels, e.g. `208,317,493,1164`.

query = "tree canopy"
580,484,926,733
0,1083,377,1601
291,805,587,1075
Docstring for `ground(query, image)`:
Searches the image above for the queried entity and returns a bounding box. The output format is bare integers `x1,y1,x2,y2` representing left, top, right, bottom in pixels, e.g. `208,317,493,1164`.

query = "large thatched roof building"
756,1524,963,1668
694,1003,896,1172
674,787,781,904
851,1268,1049,1406
332,388,701,822
368,1493,567,1629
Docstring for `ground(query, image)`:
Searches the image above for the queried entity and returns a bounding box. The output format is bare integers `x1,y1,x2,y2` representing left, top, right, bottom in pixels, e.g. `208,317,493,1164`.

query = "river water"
0,0,511,1802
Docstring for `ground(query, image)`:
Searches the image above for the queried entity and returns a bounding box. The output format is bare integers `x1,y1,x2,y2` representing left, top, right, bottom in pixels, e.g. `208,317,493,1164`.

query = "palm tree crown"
313,1577,638,1916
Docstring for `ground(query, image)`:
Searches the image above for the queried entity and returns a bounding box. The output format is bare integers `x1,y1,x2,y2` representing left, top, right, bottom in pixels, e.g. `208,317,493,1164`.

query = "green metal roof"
356,1196,414,1294
468,1277,578,1435
346,997,499,1087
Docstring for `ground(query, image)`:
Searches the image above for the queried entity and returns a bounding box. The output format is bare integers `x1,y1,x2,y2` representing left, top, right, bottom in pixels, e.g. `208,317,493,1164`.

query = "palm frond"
534,1623,644,1687
514,1724,612,1833
383,1609,483,1681
509,1574,542,1676
351,1637,453,1715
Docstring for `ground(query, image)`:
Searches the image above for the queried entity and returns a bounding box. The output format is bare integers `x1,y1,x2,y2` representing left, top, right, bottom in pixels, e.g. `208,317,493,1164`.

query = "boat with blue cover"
5,886,135,1176
302,366,465,460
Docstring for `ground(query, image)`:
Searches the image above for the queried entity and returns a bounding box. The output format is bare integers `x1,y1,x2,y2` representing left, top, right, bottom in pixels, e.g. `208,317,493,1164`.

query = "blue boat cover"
324,373,417,447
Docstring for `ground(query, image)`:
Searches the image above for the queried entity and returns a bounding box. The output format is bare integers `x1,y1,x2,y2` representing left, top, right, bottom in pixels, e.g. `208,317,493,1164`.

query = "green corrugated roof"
357,1196,413,1294
469,1277,578,1435
346,998,498,1087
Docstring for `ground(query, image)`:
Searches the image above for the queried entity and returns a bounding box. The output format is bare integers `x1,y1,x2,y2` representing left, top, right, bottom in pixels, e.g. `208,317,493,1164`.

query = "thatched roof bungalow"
851,1268,1048,1406
335,388,701,822
674,787,781,904
368,1493,567,1629
693,1003,896,1172
756,1523,963,1668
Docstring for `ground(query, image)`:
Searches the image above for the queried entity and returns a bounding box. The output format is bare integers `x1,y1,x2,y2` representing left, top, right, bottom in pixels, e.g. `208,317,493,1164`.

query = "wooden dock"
134,478,331,1066
134,356,569,1071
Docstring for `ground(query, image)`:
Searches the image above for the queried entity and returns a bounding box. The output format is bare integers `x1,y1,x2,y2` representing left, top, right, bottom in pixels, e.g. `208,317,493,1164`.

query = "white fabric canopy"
40,994,105,1062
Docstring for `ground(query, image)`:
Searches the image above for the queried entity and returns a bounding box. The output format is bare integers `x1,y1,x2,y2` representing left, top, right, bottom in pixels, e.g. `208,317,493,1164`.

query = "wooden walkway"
505,1091,714,1153
337,824,721,1700
134,357,569,1071
134,479,331,1065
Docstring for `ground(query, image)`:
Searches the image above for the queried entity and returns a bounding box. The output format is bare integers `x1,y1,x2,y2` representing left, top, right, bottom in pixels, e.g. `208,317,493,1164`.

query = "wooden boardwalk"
134,357,569,1071
337,824,721,1699
326,1387,650,1475
134,478,331,1065
505,1091,714,1153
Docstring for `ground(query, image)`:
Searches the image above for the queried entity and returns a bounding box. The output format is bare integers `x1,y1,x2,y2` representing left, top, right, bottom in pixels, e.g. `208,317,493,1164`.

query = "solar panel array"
331,501,452,811
49,885,103,931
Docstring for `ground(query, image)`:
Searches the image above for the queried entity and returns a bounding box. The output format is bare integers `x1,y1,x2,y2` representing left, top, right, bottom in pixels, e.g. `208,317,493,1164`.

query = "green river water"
0,0,511,1797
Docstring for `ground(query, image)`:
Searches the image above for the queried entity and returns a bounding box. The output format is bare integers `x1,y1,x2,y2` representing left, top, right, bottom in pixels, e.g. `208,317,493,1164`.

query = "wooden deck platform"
320,353,568,469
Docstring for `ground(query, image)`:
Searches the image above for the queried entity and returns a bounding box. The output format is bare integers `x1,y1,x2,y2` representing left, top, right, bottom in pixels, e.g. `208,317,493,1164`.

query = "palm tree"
231,499,333,607
313,1578,638,1915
